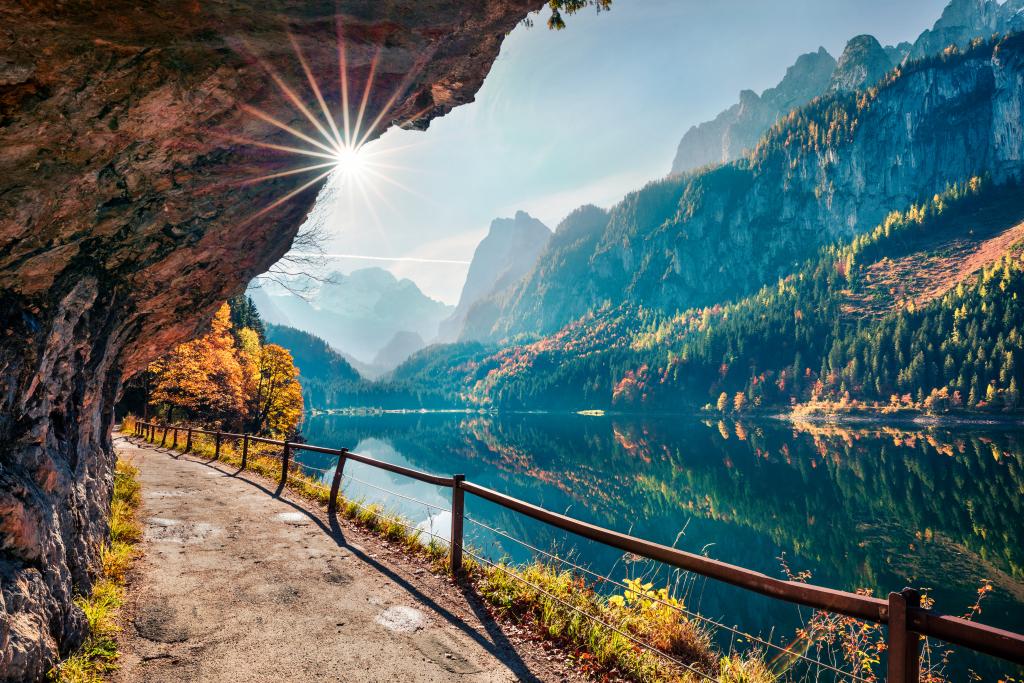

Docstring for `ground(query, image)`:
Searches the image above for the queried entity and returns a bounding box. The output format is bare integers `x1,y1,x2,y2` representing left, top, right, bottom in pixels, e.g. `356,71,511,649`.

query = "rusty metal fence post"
214,431,222,459
887,588,922,683
450,474,466,575
328,448,349,516
241,434,249,469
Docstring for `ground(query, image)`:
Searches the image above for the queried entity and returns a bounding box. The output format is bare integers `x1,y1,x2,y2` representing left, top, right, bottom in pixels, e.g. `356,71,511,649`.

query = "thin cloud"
292,252,471,265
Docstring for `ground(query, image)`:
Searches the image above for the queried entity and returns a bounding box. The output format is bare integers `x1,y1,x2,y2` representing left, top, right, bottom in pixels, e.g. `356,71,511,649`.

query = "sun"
227,27,432,226
332,145,366,179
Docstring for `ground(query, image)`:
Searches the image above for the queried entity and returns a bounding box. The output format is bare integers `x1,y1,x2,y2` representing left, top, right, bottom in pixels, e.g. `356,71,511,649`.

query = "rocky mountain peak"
671,0,1023,175
762,47,837,110
829,34,894,93
909,0,1024,59
671,45,838,174
437,211,552,341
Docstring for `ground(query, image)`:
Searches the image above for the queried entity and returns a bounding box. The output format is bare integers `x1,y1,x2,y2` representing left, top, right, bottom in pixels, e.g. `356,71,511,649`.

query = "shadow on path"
121,435,541,683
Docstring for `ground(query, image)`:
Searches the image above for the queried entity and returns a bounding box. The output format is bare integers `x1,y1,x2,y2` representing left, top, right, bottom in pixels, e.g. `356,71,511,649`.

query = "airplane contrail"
291,252,471,265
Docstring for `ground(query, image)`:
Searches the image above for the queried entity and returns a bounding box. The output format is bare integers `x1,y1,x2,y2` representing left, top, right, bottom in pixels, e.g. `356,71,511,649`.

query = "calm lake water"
293,412,1024,679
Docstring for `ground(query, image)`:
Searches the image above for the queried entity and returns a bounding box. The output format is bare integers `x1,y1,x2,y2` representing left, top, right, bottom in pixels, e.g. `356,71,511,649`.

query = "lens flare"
229,21,436,229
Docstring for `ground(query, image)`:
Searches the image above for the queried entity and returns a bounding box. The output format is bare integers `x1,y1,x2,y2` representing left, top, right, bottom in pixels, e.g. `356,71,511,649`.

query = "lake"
293,411,1024,680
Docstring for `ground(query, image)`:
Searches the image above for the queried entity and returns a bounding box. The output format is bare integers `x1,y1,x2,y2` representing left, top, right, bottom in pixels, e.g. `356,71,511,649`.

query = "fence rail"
131,420,1024,680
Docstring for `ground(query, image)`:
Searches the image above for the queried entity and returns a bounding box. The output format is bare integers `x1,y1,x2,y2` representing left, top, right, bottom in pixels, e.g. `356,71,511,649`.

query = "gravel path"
113,435,579,683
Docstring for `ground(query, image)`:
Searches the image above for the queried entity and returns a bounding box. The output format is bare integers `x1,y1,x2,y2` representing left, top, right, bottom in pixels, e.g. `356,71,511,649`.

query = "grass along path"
50,456,143,682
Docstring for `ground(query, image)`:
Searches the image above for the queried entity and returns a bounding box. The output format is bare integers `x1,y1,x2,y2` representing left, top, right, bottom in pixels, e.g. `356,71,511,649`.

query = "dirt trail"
114,435,576,683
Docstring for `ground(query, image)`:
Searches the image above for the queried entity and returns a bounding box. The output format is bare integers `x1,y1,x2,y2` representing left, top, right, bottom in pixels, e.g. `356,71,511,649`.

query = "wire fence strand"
343,496,451,547
463,514,872,683
462,546,718,683
340,472,451,514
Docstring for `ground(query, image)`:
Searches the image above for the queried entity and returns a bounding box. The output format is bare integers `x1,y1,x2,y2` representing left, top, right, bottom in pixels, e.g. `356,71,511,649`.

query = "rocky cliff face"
0,1,538,679
461,204,607,341
909,0,1024,60
438,210,551,341
670,0,1024,175
487,34,1024,342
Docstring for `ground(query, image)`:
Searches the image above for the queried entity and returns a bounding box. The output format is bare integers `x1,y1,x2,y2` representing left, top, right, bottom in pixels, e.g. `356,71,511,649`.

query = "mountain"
908,0,1024,60
473,32,1024,343
373,330,426,368
460,204,609,341
249,267,452,368
670,47,837,174
827,35,895,93
670,0,1024,175
437,211,551,341
265,323,362,384
390,178,1024,412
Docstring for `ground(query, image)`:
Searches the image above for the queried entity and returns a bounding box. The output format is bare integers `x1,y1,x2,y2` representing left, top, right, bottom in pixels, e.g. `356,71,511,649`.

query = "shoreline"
776,411,1024,428
308,406,1024,428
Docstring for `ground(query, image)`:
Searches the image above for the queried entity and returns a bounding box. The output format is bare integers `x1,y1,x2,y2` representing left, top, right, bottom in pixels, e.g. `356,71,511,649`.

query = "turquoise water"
293,412,1024,679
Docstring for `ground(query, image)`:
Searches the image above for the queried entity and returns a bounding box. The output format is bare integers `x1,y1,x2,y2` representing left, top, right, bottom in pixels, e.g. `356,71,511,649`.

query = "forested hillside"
264,324,362,409
464,33,1024,343
384,178,1024,414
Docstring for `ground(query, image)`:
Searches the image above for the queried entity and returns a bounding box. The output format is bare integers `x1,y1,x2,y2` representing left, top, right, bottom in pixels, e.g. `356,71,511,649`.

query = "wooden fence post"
450,474,466,576
214,431,222,459
279,441,292,491
887,588,922,683
328,449,349,516
160,425,168,447
171,427,178,449
241,434,249,469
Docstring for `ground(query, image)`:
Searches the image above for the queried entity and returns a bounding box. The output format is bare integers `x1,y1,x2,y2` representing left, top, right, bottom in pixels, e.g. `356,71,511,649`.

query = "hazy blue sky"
300,0,949,304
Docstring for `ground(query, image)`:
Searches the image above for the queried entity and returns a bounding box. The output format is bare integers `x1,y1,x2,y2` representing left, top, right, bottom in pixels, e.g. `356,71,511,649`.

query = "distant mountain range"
249,267,452,375
452,0,1024,344
268,0,1024,416
369,4,1024,413
670,0,1024,175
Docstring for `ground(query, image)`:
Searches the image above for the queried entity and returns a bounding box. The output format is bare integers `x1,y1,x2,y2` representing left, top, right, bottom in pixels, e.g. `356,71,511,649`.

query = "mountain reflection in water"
294,412,1024,678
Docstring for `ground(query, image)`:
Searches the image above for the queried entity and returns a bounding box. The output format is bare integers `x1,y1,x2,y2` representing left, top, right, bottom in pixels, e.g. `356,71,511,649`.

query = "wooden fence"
132,420,1024,681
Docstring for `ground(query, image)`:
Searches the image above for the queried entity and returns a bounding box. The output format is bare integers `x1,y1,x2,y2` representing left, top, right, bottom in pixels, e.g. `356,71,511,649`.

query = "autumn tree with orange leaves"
148,302,303,437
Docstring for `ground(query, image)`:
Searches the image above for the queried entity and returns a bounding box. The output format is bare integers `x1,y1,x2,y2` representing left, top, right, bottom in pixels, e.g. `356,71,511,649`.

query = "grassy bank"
50,455,143,682
126,417,772,682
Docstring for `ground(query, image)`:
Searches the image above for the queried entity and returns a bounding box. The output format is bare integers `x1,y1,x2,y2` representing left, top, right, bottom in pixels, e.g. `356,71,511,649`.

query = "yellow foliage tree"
246,343,304,436
148,304,245,424
148,303,303,436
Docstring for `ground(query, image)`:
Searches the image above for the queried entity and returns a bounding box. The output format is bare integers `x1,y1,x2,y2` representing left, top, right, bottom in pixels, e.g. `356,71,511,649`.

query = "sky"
293,0,950,304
